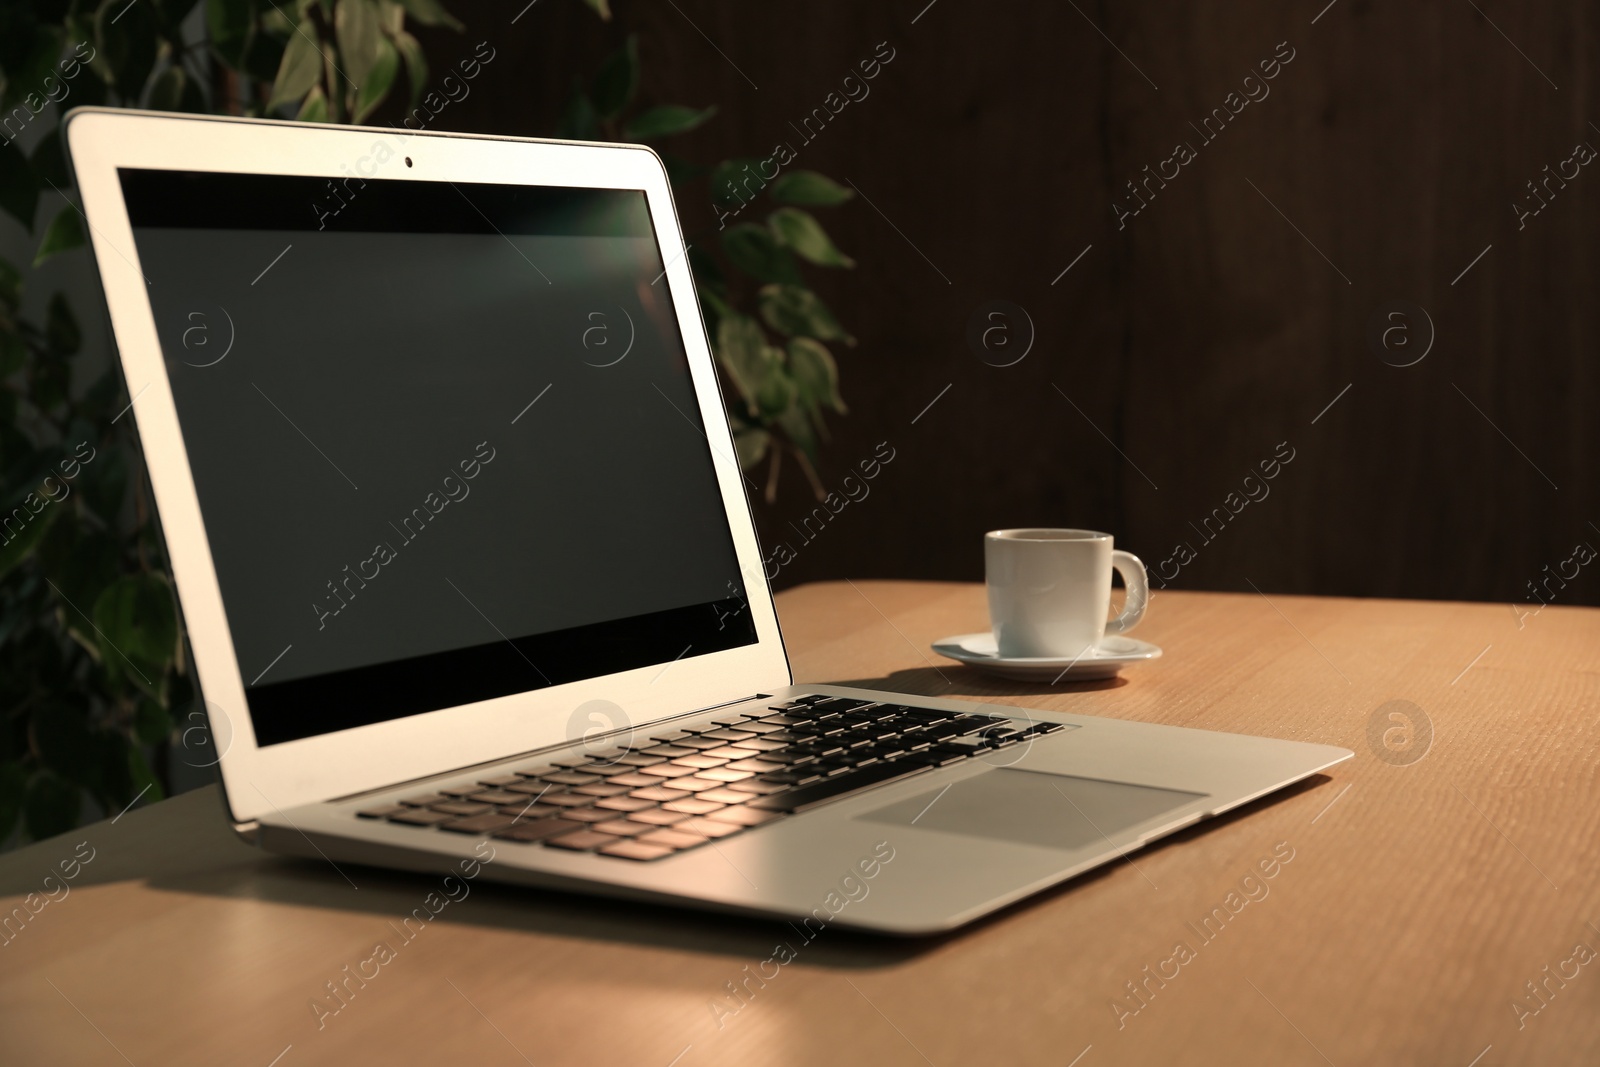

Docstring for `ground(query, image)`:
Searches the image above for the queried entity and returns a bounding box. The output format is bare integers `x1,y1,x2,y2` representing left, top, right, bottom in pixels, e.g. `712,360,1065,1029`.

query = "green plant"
0,0,458,845
559,31,856,502
0,0,857,847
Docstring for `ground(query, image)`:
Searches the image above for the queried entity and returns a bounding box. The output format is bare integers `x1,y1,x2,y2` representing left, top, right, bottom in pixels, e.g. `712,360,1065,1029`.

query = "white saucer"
930,633,1163,681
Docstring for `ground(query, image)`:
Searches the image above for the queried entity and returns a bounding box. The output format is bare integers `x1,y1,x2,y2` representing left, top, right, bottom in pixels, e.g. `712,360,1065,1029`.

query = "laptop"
64,108,1352,935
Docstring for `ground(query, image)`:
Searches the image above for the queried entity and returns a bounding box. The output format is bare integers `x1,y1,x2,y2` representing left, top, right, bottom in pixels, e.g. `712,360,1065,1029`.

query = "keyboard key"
745,759,932,813
678,817,744,838
513,765,558,778
726,758,784,773
430,801,493,816
400,793,449,807
731,738,787,752
637,828,709,850
725,779,788,794
440,813,520,834
357,805,410,819
630,808,691,825
561,807,617,823
642,745,695,757
598,840,674,861
601,773,662,788
496,802,559,819
737,721,785,734
608,754,666,767
388,809,456,826
439,784,485,797
704,805,782,827
662,797,725,815
659,776,719,793
541,793,598,808
593,820,654,837
477,775,525,787
543,771,603,786
650,731,694,742
469,790,525,805
640,763,697,778
759,769,823,786
695,768,753,783
671,755,731,769
571,783,630,797
494,818,583,842
760,715,803,726
550,757,595,769
671,736,725,750
595,796,657,812
545,830,615,851
504,780,558,796
703,746,753,759
702,729,756,741
628,786,687,802
697,788,756,804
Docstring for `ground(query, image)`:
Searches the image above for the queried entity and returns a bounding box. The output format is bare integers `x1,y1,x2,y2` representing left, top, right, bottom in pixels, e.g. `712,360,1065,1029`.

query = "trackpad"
859,768,1207,851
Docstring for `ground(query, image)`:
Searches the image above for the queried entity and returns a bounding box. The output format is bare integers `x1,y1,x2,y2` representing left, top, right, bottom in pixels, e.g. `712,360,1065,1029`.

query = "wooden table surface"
4,581,1599,1066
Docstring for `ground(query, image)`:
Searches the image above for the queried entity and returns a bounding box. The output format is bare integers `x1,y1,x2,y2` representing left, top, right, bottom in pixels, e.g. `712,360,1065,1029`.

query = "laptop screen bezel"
65,108,791,826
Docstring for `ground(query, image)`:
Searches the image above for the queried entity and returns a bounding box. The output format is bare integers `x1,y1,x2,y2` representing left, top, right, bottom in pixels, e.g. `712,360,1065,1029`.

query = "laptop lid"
64,109,789,826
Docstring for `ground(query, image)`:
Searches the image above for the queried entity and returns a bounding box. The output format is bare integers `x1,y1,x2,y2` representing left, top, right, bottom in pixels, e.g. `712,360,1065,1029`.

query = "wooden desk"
4,582,1598,1066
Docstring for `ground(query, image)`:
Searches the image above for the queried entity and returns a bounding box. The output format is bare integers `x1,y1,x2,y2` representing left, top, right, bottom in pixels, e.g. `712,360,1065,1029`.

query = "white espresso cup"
985,529,1149,659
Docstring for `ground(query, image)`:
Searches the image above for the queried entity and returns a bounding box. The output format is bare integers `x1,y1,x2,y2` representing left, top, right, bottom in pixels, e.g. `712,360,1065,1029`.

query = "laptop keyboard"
356,695,1065,862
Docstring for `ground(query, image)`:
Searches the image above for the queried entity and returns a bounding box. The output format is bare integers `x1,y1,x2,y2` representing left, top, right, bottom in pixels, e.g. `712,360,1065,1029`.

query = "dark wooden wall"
410,0,1600,607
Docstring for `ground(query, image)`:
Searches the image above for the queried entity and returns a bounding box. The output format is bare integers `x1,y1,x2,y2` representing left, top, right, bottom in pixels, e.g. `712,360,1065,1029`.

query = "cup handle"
1106,550,1148,636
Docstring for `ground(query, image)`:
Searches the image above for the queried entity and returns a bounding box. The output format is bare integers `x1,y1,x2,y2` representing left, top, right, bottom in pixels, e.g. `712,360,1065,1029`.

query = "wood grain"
406,0,1600,605
4,581,1598,1065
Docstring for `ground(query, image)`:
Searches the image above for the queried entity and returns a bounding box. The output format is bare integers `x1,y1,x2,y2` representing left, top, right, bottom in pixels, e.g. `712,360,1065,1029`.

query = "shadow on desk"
825,665,1129,701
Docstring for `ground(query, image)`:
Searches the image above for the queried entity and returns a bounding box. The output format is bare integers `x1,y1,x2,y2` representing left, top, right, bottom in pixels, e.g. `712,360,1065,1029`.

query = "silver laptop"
66,108,1351,935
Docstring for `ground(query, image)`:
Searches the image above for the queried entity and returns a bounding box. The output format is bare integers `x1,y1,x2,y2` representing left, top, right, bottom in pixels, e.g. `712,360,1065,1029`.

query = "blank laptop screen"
118,169,756,746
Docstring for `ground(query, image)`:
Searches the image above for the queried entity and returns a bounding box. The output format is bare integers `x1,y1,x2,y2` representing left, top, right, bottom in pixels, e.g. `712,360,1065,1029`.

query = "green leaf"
769,207,854,268
1,26,64,113
126,745,164,804
0,143,38,232
714,313,771,414
591,34,638,120
394,0,463,30
623,104,716,140
758,284,851,344
335,0,383,89
146,64,187,112
787,337,845,414
265,24,323,112
23,772,80,842
392,28,427,108
710,158,770,206
136,698,173,746
583,0,612,19
46,292,80,355
0,498,60,580
755,357,797,419
95,0,159,100
207,0,255,68
33,205,85,267
770,170,855,206
295,83,328,122
558,84,596,140
351,35,398,122
733,429,770,469
0,257,21,310
91,572,178,688
720,223,800,285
